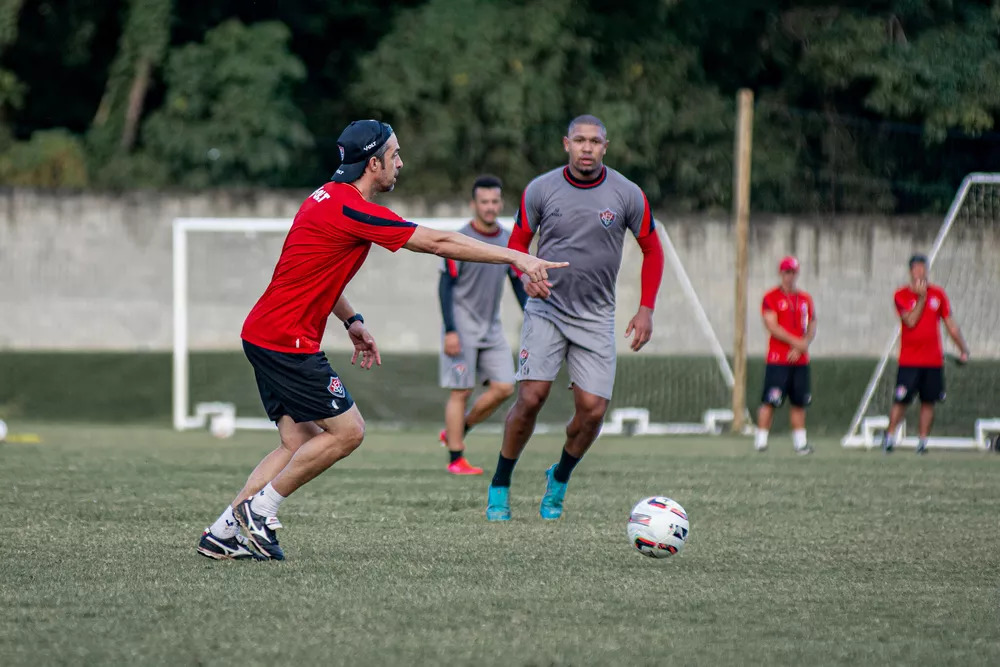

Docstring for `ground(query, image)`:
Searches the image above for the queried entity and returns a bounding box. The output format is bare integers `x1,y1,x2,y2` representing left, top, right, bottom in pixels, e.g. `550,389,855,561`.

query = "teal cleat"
539,464,568,520
486,485,511,521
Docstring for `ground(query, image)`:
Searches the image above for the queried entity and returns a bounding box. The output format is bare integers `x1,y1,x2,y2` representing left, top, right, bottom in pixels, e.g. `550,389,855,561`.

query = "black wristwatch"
344,313,364,329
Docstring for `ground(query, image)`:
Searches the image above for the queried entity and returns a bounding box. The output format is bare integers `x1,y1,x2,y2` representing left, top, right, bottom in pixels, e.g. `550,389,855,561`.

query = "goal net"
843,173,1000,450
172,217,737,435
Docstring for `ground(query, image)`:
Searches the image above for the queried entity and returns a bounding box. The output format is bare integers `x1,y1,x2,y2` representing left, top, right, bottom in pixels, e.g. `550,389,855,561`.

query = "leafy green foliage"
141,20,312,187
0,128,88,186
2,1,1000,211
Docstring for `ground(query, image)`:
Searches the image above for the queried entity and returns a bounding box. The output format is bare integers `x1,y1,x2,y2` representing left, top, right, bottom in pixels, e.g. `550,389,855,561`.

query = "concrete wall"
2,187,997,358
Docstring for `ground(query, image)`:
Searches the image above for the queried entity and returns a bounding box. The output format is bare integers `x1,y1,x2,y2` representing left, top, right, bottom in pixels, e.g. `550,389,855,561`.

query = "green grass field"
2,424,999,665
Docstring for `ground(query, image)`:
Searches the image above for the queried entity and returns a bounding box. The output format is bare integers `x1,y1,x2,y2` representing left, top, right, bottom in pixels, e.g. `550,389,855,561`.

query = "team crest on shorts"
519,348,529,366
767,387,783,404
598,208,617,228
894,384,908,400
328,376,346,398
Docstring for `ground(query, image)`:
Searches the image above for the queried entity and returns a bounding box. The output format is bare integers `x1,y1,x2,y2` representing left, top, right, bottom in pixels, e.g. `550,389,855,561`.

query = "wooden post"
731,89,754,432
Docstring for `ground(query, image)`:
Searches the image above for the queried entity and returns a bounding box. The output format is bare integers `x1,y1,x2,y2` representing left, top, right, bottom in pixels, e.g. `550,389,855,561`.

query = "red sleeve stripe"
446,259,459,278
507,223,535,277
639,192,654,237
516,191,530,230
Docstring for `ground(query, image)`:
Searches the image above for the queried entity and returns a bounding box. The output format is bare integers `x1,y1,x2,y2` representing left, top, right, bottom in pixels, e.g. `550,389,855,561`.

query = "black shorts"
242,340,355,423
893,366,945,404
761,364,811,408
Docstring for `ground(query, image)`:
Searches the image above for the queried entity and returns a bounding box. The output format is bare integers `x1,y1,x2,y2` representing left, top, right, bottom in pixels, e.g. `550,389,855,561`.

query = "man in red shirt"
755,256,816,454
883,254,969,454
196,120,566,561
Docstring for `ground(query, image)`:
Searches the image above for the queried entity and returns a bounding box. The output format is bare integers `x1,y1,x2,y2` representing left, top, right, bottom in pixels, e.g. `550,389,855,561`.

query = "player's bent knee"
516,382,551,413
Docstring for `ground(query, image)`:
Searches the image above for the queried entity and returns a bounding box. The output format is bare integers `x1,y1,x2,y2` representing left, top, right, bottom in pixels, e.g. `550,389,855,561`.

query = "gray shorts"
439,335,515,390
515,309,616,399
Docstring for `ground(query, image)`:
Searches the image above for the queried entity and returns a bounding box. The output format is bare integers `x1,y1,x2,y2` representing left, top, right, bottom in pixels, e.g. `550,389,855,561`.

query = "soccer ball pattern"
627,496,689,558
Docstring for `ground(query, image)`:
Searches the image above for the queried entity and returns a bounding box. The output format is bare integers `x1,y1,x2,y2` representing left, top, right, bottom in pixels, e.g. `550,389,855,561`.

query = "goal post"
172,216,738,435
842,173,1000,450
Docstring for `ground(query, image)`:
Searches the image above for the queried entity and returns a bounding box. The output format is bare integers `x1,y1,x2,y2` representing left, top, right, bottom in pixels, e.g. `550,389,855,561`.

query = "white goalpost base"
173,217,735,436
841,173,1000,451
841,415,1000,450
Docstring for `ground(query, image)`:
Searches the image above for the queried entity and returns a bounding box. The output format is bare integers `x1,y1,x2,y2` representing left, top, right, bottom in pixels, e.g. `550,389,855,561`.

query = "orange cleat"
447,457,483,475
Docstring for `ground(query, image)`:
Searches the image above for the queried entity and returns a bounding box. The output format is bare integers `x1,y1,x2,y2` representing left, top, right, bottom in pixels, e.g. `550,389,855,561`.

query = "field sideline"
2,424,998,665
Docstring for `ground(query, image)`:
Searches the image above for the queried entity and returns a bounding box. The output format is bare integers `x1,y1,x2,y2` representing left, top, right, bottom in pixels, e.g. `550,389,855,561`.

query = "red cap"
779,256,799,273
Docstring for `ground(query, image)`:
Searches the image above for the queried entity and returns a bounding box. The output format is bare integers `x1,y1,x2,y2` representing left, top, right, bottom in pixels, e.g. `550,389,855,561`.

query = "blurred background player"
196,120,567,561
755,256,816,454
437,175,528,475
485,114,664,521
883,254,969,454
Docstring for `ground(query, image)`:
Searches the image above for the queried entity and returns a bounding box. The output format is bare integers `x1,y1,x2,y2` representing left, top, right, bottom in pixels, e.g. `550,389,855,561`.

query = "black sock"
463,421,472,436
491,454,518,487
553,448,581,483
449,450,464,464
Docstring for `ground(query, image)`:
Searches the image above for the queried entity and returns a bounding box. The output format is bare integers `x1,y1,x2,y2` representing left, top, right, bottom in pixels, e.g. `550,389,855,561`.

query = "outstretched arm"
404,226,566,283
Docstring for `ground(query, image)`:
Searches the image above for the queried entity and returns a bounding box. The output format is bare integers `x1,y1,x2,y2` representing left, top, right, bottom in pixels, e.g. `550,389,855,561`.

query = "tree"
0,0,25,134
141,19,312,187
352,0,731,209
89,0,172,158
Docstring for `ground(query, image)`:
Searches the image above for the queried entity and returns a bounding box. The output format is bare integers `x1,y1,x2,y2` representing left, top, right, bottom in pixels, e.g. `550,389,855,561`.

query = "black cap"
909,253,928,267
331,120,394,183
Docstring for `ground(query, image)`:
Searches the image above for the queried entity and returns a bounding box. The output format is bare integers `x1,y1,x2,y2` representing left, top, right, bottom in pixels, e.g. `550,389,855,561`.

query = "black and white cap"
331,120,393,183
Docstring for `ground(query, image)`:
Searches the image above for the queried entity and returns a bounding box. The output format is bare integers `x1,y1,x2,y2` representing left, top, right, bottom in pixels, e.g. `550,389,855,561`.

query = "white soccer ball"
627,496,689,558
0,419,7,442
210,413,236,439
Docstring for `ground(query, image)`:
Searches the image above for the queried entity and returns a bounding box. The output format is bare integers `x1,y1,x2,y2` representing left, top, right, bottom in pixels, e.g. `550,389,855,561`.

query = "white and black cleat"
197,529,265,561
794,445,814,456
233,499,285,561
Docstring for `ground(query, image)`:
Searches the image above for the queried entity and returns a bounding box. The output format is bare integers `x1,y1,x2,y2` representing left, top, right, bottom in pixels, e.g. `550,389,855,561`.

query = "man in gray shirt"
438,175,528,475
486,115,665,521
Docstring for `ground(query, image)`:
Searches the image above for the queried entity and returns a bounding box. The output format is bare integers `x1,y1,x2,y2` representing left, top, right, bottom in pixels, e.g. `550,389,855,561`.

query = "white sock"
249,482,285,517
754,429,769,450
209,506,239,539
792,429,808,450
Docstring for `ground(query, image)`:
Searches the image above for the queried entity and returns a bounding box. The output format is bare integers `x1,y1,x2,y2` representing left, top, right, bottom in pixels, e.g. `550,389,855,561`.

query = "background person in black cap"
883,253,969,455
195,119,568,562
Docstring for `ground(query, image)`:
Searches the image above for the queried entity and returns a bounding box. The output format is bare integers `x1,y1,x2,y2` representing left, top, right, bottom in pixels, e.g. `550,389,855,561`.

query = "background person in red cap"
882,253,969,454
755,255,816,454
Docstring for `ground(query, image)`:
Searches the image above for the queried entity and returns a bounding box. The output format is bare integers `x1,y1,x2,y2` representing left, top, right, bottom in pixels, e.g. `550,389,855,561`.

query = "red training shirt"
894,284,950,368
241,183,417,353
762,287,814,366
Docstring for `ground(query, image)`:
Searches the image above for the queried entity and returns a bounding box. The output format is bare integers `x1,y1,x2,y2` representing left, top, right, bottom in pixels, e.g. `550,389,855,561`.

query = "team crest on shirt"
929,296,940,310
328,376,346,398
598,208,617,228
777,300,788,311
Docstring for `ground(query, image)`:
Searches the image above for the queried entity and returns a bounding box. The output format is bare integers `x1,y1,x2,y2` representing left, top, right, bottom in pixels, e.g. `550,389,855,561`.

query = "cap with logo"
779,256,799,273
331,120,394,183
